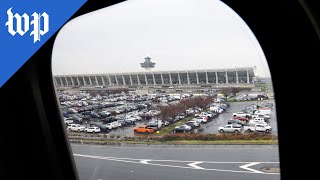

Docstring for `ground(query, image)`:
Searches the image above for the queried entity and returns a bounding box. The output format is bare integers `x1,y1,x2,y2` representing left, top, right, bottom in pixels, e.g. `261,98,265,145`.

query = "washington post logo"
5,7,49,43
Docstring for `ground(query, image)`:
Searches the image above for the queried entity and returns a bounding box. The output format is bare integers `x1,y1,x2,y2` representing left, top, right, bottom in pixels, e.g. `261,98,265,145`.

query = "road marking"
187,162,204,169
74,154,278,163
74,154,278,164
74,154,279,175
140,160,150,164
239,162,263,173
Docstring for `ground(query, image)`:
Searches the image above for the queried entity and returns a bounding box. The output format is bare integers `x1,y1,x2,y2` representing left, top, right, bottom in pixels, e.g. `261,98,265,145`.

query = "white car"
84,127,101,133
194,116,208,123
195,112,213,118
126,115,141,121
68,124,85,132
218,124,242,133
186,120,200,127
233,112,251,118
209,106,224,113
115,121,122,127
109,122,119,129
125,116,138,123
102,124,113,130
243,124,272,132
248,119,268,126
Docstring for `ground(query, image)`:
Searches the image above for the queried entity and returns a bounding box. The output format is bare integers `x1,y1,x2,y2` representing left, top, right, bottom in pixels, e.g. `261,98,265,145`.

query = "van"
253,117,264,121
254,108,271,116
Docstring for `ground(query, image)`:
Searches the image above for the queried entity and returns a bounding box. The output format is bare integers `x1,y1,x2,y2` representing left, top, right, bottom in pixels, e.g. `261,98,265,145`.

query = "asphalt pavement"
71,144,280,180
199,100,277,134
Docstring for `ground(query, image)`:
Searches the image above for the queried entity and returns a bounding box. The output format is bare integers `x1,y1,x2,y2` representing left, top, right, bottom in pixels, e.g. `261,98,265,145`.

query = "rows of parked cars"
234,93,269,101
172,103,230,133
67,124,101,133
59,90,196,134
131,101,230,134
218,102,273,133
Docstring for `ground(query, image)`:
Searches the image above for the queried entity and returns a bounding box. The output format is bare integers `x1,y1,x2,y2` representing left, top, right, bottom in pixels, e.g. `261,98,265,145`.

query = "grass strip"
157,116,195,135
69,139,278,145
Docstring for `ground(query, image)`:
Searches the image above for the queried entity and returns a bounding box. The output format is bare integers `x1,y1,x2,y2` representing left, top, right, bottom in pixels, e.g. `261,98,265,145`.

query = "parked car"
209,106,223,113
184,122,196,129
194,116,208,123
66,115,82,122
230,117,249,124
248,118,267,126
148,120,163,129
124,117,137,125
164,120,171,126
67,108,78,114
90,112,100,118
232,112,252,118
243,124,272,132
175,114,186,119
227,119,244,125
101,123,113,130
147,124,160,131
67,124,85,132
108,122,119,129
195,112,213,118
133,126,155,133
84,127,101,133
117,120,126,126
186,120,200,127
253,108,271,117
173,124,192,133
64,118,74,125
98,111,111,118
218,124,242,133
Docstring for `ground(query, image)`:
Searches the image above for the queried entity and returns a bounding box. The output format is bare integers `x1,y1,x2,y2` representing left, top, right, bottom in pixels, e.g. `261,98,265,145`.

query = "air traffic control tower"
140,57,155,70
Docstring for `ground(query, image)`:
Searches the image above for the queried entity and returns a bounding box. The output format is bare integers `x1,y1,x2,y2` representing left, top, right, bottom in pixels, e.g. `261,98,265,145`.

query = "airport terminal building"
54,67,255,87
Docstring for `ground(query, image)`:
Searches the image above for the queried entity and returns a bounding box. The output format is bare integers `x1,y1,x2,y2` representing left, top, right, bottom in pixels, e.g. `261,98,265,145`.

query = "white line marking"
73,154,279,163
188,162,204,169
73,154,279,175
140,160,150,164
239,163,264,173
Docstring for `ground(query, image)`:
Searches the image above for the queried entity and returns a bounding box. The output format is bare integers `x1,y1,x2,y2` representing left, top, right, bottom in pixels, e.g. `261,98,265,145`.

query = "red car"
233,117,249,122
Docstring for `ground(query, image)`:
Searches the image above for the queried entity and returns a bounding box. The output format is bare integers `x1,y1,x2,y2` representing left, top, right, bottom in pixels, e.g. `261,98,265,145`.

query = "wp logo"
5,8,49,43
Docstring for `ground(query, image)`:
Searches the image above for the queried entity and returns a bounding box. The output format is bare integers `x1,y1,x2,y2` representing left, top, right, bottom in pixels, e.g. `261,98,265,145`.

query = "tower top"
140,56,155,70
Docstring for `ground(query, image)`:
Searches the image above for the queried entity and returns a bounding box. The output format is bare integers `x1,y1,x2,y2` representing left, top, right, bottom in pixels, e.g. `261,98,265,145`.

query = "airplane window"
52,0,280,179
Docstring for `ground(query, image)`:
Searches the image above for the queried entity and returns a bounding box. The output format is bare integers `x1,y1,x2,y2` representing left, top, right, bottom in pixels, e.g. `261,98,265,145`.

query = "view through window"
52,0,280,179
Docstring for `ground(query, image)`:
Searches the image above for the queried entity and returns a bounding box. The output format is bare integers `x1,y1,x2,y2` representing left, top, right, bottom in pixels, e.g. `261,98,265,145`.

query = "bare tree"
157,105,171,121
220,87,233,102
231,87,240,95
179,99,193,111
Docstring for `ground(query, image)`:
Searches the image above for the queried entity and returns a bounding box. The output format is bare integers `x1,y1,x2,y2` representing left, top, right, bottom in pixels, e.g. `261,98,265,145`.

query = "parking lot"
61,87,277,137
74,100,277,136
198,100,277,134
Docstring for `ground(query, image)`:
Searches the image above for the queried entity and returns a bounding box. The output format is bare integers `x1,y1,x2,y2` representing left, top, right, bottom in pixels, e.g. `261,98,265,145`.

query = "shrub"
160,133,274,141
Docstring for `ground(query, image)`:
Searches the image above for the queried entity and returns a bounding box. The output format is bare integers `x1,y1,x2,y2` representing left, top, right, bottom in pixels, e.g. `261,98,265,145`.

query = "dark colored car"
101,117,117,124
67,115,82,122
90,112,100,118
173,125,191,133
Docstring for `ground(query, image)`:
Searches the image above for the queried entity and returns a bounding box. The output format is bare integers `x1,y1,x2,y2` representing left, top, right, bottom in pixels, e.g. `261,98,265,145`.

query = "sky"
52,0,271,77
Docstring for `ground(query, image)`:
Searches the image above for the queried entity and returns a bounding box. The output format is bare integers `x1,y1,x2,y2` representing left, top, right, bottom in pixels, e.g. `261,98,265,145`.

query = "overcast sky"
52,0,271,77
